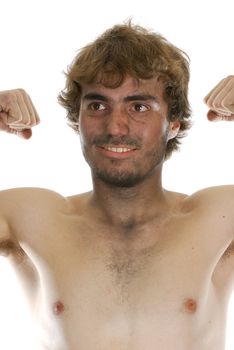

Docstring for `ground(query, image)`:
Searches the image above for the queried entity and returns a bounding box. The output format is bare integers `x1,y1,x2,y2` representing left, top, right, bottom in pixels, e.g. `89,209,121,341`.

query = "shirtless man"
0,22,234,350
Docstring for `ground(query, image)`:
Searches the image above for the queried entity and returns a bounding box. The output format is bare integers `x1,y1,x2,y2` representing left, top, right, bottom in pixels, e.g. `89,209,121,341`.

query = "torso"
1,186,234,350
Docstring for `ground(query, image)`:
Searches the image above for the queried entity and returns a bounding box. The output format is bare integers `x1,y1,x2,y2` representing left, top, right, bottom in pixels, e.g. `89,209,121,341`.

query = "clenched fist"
204,75,234,121
0,89,40,139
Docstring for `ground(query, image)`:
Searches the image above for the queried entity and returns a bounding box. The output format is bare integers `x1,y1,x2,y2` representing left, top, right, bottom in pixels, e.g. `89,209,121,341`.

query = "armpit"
0,238,26,263
223,240,234,259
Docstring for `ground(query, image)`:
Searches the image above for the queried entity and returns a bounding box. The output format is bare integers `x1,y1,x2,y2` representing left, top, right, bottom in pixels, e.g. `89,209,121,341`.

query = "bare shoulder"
0,187,69,237
0,186,66,200
0,187,92,230
180,185,234,253
0,187,68,258
182,185,234,219
0,187,67,212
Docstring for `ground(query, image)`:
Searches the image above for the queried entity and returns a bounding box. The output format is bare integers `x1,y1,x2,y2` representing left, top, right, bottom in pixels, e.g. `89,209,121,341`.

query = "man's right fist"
0,89,40,139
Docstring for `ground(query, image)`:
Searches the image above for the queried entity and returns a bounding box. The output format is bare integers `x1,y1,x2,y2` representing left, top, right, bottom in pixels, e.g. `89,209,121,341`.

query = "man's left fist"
204,75,234,121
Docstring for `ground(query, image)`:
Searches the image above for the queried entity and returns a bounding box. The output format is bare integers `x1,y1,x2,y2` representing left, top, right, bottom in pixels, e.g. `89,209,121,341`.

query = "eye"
130,103,150,113
88,102,107,111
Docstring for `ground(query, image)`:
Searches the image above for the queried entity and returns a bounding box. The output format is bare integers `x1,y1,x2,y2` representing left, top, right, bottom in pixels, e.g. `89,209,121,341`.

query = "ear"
167,120,180,141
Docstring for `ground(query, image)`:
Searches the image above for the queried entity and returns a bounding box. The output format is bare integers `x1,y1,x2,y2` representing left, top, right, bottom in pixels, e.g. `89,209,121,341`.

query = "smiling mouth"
104,146,135,153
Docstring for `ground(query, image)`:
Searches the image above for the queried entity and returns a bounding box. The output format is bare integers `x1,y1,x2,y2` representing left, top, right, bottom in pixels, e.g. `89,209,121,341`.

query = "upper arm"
186,185,234,253
0,187,68,304
0,187,67,259
0,212,39,305
191,186,234,294
0,199,27,261
189,185,234,226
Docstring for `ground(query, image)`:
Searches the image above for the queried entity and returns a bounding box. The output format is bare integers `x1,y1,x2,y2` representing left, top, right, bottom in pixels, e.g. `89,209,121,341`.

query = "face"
79,76,179,187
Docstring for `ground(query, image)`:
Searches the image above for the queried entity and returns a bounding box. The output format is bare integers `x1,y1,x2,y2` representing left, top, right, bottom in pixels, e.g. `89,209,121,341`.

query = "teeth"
106,147,131,153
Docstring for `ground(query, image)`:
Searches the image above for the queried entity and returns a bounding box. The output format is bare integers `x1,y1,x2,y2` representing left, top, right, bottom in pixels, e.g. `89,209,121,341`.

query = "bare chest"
22,215,231,350
29,212,230,305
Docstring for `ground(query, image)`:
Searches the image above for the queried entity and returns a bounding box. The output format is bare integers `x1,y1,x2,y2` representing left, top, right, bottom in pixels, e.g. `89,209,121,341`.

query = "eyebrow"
82,93,159,103
124,95,159,102
82,93,108,102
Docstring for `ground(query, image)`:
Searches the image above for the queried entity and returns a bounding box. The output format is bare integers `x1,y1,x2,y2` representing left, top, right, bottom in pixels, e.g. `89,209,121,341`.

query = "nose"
105,108,130,136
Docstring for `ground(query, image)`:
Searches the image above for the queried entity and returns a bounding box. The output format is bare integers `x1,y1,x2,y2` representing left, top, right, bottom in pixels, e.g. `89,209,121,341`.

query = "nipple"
53,300,65,316
184,298,197,314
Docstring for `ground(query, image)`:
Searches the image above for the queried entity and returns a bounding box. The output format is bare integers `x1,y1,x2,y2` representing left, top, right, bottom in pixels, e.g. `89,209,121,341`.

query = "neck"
89,170,169,229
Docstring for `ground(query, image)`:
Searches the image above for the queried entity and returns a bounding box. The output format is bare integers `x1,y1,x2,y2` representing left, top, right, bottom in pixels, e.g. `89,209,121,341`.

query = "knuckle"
227,75,234,80
15,88,26,95
0,92,14,106
213,101,221,109
0,89,25,110
205,99,212,108
15,88,30,103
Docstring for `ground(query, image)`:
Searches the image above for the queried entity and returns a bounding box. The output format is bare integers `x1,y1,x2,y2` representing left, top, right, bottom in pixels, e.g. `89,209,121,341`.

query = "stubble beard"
89,136,168,188
92,162,147,188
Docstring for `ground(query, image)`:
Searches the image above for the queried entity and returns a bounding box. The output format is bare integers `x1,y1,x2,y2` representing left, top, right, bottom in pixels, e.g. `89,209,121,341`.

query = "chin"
93,168,152,188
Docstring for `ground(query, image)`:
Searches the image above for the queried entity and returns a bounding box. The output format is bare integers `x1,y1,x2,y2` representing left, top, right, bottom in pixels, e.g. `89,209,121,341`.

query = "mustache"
92,135,141,149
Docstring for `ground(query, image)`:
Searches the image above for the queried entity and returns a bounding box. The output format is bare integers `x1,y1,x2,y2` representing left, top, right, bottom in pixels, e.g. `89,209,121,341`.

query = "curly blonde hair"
58,22,192,159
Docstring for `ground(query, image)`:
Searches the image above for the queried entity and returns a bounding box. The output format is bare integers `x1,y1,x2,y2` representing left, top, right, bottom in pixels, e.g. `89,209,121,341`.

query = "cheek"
79,126,92,155
79,113,104,137
79,119,95,144
79,120,104,158
141,122,168,146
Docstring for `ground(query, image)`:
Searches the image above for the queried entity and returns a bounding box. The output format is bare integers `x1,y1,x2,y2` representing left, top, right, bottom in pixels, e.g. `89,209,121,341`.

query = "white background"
0,0,233,348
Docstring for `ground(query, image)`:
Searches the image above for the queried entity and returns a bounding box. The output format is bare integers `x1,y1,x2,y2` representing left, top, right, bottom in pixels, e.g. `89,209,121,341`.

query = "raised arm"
203,75,234,259
0,88,40,258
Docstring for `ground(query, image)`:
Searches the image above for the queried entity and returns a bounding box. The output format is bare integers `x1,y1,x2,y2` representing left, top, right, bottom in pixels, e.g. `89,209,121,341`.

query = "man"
0,22,234,350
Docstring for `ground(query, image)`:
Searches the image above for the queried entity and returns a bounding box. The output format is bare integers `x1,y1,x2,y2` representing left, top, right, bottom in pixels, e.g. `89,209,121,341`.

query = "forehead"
81,76,165,100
